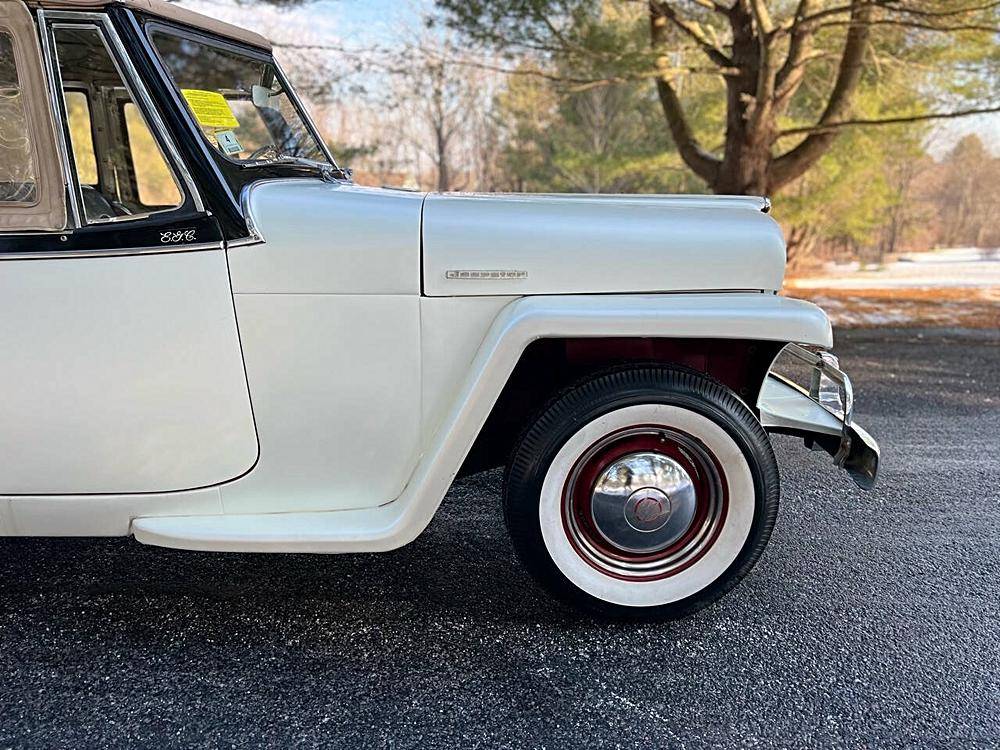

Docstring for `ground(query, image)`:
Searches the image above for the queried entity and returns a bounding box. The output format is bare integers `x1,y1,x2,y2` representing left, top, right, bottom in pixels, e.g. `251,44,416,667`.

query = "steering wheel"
80,185,132,221
246,144,278,161
110,200,133,217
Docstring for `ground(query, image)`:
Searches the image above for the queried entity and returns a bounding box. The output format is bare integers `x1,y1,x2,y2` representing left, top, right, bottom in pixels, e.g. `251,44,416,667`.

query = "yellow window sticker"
180,89,240,129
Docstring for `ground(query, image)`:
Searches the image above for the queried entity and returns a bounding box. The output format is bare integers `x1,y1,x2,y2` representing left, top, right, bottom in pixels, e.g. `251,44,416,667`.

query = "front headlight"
814,351,849,418
769,345,853,423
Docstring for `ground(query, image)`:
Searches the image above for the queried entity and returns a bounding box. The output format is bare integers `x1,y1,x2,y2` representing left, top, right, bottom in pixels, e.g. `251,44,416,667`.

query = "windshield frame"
144,22,340,174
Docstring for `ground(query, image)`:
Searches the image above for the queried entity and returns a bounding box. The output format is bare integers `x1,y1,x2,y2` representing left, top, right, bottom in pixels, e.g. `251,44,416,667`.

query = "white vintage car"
0,0,878,619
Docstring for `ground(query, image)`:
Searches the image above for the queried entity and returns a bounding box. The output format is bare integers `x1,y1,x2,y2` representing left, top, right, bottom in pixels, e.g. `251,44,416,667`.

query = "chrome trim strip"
0,241,222,261
36,9,81,230
238,182,266,245
224,236,264,249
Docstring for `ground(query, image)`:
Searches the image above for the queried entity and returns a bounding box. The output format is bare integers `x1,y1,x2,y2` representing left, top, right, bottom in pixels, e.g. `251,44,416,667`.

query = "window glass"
53,25,183,222
123,103,182,207
64,91,97,186
0,31,37,203
151,31,330,166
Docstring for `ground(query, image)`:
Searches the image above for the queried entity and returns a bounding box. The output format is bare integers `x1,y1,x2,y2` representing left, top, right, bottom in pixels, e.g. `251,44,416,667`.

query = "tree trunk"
786,224,820,271
650,0,875,198
711,4,775,195
434,122,450,192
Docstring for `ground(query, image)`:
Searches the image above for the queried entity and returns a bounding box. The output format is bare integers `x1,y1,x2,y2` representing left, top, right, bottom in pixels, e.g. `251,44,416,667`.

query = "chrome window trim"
95,13,205,213
41,10,205,223
49,22,183,226
126,12,241,214
272,56,339,170
0,240,222,262
36,9,81,229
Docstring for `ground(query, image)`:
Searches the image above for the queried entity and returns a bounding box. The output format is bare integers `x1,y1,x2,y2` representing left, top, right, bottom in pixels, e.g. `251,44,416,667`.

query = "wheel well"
457,337,785,478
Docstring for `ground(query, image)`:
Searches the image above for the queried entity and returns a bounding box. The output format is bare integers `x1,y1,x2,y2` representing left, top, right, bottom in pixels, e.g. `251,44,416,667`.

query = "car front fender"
133,293,835,553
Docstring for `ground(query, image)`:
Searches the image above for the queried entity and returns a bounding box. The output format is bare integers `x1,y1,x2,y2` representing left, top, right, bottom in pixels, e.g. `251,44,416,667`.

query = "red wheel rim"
560,425,729,582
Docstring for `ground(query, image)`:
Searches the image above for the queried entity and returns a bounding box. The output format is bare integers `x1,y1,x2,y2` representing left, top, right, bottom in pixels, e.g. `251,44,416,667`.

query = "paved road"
1,328,998,749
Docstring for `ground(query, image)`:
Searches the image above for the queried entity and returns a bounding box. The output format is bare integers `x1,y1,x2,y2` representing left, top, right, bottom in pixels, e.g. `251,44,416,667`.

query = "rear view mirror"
251,84,272,108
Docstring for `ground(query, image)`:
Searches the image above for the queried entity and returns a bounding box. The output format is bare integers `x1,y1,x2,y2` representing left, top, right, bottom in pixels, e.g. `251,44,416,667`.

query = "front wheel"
503,366,780,620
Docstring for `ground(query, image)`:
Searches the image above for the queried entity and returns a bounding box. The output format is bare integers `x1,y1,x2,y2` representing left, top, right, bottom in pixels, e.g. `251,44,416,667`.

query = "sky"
179,0,999,158
180,0,427,47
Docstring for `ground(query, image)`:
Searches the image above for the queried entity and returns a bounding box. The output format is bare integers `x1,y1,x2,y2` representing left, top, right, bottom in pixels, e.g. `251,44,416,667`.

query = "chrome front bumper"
757,344,880,490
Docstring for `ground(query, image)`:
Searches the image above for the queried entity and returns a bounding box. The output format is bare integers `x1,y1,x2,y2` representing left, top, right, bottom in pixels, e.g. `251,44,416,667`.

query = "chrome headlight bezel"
766,343,856,462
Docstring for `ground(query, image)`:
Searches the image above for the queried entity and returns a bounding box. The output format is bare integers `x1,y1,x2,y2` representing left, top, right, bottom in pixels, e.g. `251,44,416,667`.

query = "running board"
131,502,407,554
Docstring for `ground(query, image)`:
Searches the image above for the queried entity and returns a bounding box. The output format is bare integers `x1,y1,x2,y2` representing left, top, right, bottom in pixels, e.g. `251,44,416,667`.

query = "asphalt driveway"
1,328,998,748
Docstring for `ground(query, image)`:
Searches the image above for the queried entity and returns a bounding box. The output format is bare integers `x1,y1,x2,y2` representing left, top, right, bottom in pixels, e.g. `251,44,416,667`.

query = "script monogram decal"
160,229,197,244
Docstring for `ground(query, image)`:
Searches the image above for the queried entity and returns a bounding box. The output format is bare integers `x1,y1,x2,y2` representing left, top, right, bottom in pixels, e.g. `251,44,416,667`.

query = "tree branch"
749,0,775,34
777,105,1000,137
655,78,722,183
775,0,818,99
795,0,1000,28
679,0,734,14
649,4,722,184
748,0,779,133
817,18,999,33
887,0,1000,17
649,0,734,67
769,0,873,190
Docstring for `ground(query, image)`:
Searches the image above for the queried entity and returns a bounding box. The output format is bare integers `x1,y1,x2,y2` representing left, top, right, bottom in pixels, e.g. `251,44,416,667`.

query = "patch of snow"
790,247,1000,290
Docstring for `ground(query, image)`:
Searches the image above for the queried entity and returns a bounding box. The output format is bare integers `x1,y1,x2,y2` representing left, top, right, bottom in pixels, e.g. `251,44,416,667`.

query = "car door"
0,6,257,495
220,180,424,515
140,23,424,514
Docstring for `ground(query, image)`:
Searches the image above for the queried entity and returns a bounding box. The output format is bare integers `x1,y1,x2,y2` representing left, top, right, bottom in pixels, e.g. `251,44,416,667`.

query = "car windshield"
150,30,331,167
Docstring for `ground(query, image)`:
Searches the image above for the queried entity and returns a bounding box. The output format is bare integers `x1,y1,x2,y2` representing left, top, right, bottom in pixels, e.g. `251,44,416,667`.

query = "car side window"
64,90,98,187
0,31,37,204
122,102,182,208
52,25,183,224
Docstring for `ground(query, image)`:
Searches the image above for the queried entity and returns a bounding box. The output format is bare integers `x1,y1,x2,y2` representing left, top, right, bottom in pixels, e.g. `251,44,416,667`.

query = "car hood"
421,192,786,296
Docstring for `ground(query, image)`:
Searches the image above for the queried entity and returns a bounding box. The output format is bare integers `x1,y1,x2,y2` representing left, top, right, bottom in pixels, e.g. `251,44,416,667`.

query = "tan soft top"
26,0,271,49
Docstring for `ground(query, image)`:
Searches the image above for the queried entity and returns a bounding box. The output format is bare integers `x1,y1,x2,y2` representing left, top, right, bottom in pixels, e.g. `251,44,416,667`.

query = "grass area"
785,286,1000,329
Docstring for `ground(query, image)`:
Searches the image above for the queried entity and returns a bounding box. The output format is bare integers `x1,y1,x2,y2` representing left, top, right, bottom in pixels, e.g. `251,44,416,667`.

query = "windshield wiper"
241,154,351,181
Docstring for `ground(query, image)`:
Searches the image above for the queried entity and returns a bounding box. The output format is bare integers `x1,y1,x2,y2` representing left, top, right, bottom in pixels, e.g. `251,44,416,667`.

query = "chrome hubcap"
562,426,728,581
591,452,697,554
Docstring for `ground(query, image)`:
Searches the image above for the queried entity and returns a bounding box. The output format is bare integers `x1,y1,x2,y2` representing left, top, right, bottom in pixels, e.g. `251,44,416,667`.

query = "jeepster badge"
445,270,528,280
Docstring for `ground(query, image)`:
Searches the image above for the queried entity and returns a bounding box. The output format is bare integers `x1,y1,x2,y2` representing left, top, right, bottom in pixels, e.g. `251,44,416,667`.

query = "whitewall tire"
503,366,780,620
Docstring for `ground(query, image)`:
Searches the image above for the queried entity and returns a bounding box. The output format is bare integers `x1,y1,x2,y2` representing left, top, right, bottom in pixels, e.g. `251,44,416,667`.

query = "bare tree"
273,27,505,191
935,135,1000,250
412,54,469,191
